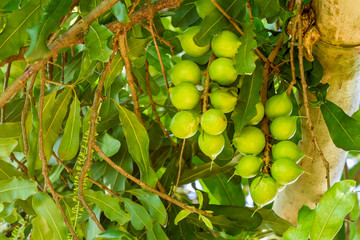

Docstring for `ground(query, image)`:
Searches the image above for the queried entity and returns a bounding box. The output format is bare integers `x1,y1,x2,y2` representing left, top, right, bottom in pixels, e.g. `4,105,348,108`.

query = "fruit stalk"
202,53,216,113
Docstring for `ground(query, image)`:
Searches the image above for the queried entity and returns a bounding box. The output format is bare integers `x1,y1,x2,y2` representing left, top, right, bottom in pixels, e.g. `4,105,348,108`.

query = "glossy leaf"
0,0,42,62
73,53,98,84
0,160,21,180
111,2,130,23
0,138,17,159
146,222,169,240
231,63,263,137
310,180,356,240
95,230,136,240
58,96,82,160
123,198,153,230
258,208,292,235
32,192,68,240
235,23,257,75
284,206,315,240
0,122,21,138
200,215,213,229
80,0,101,16
172,0,199,27
96,133,121,158
32,216,53,240
84,190,130,225
255,0,281,19
27,99,40,176
25,0,72,62
321,101,360,151
174,209,192,225
116,104,158,187
104,52,123,89
85,21,114,62
86,206,102,239
127,189,167,226
0,177,37,202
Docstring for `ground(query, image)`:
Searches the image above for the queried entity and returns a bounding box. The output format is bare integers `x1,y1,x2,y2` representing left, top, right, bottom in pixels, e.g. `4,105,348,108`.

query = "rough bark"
273,0,360,225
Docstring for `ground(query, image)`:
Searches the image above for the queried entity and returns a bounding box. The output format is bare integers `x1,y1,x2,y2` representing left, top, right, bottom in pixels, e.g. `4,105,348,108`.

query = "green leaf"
123,198,153,230
58,96,82,160
146,222,169,240
85,21,114,62
0,0,42,62
27,99,40,176
111,2,130,23
235,23,257,75
320,101,360,151
116,104,158,188
127,189,167,226
255,0,281,19
0,122,21,138
104,52,123,89
200,215,213,229
86,206,102,240
0,138,17,159
231,63,263,137
73,53,99,84
32,216,53,240
310,180,356,240
284,205,315,240
0,177,37,202
96,133,121,158
32,192,68,240
194,0,245,46
258,208,292,235
80,0,101,17
95,230,136,240
84,189,130,225
25,0,72,62
174,209,192,225
172,1,199,27
0,160,21,180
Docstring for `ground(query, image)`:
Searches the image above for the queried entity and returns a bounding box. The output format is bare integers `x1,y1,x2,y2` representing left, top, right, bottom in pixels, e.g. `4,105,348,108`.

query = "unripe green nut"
233,126,266,155
270,158,304,185
209,58,237,86
198,132,225,160
200,109,227,135
170,60,202,85
248,102,264,125
234,155,263,178
170,111,199,139
270,116,297,140
179,26,210,57
250,174,278,207
265,92,293,120
211,30,241,58
170,83,200,110
272,141,305,163
209,88,238,113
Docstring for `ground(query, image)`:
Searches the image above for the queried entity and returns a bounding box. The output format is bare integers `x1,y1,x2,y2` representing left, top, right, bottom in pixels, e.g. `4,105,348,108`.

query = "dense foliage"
0,0,359,239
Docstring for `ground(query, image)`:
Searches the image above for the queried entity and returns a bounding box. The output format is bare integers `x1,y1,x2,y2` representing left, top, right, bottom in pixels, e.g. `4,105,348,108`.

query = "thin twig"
172,139,185,198
140,22,174,55
202,54,216,113
296,0,330,189
10,153,28,175
148,19,170,92
46,79,75,88
93,143,212,217
38,70,79,240
246,2,253,23
1,63,11,123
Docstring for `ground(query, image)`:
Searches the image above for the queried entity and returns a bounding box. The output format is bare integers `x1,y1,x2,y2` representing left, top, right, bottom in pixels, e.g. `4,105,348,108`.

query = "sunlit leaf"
0,160,22,180
235,23,257,75
174,209,192,225
85,21,114,62
0,177,37,202
283,206,315,240
32,216,53,240
123,198,153,230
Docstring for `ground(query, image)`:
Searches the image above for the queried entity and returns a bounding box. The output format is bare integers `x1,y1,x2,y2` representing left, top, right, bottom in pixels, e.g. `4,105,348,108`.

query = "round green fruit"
200,109,227,135
211,30,241,58
270,116,297,140
250,174,278,207
209,58,237,86
265,92,293,120
170,111,199,139
248,102,264,125
209,88,238,113
270,158,304,185
179,26,210,57
233,126,266,155
195,0,216,19
272,141,305,163
170,83,200,110
198,132,225,160
169,60,202,85
234,155,263,178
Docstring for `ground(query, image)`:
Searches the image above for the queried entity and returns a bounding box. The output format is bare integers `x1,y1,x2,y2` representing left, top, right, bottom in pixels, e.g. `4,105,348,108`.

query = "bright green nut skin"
209,89,238,113
234,155,263,178
198,132,225,160
270,116,297,140
233,126,266,155
170,83,200,110
179,26,210,57
272,140,305,163
170,111,199,139
200,109,227,135
170,60,202,85
209,58,238,86
270,158,304,185
211,30,241,58
248,102,264,125
195,0,216,19
250,174,278,207
265,92,293,120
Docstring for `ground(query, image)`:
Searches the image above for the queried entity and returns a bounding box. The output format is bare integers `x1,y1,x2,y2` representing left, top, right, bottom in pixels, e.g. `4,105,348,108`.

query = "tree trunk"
273,0,360,225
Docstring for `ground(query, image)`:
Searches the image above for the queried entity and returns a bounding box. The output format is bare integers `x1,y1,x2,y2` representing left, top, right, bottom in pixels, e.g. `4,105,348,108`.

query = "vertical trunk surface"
273,0,360,225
